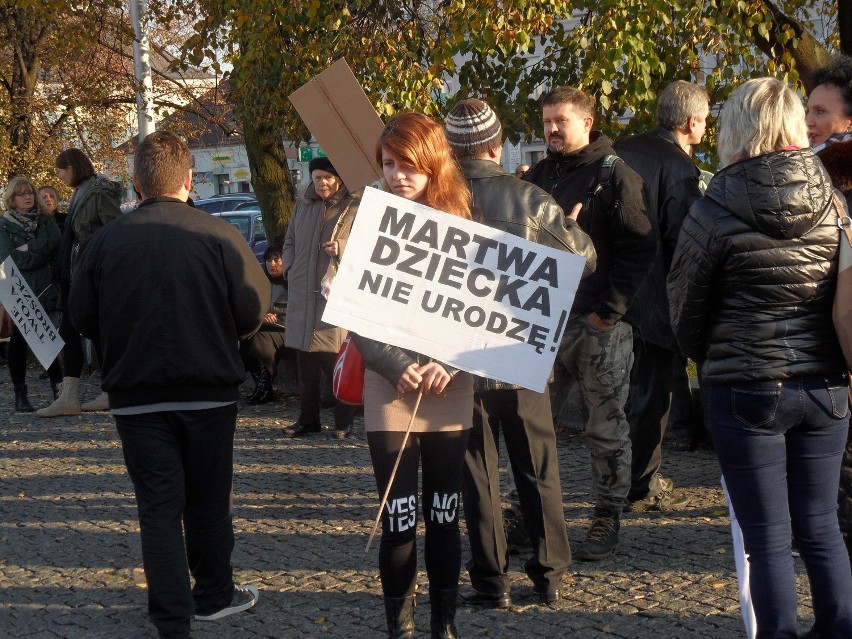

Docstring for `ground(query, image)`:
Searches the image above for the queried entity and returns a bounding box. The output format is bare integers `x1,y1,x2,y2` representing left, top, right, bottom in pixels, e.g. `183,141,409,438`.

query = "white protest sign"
323,187,587,392
0,256,64,369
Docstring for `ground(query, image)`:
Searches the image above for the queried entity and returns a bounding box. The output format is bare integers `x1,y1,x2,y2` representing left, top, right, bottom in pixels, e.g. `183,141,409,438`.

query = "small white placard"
0,256,64,369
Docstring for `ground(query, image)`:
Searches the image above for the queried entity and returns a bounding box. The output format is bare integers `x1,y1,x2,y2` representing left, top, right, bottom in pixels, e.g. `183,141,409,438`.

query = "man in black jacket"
69,131,269,639
444,99,596,606
614,80,709,511
524,86,655,560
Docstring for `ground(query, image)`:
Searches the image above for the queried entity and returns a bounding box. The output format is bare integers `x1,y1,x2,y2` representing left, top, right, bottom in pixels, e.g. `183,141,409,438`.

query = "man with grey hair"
69,131,269,638
445,98,596,605
614,80,709,511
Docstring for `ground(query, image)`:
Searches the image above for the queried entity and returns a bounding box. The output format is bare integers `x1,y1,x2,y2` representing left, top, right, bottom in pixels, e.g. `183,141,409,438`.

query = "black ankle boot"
429,588,458,639
247,369,275,404
383,595,414,639
245,371,261,402
14,384,34,412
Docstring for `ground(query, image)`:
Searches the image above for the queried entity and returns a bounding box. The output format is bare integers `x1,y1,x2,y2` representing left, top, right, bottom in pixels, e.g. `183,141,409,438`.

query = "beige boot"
36,377,82,417
81,391,109,412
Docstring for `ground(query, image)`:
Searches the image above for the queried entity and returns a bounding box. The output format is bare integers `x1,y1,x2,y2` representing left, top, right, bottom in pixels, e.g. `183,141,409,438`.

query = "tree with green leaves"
181,0,571,238
180,0,844,237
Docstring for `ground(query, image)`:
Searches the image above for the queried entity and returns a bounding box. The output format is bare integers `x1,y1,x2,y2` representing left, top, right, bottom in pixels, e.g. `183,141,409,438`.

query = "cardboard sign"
289,58,385,193
322,187,587,392
0,256,63,369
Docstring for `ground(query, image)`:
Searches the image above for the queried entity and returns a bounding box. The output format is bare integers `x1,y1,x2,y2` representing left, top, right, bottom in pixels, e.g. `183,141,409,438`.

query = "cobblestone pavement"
0,372,817,638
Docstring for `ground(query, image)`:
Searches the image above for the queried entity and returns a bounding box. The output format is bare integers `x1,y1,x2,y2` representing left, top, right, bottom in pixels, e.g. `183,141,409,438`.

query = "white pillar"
129,0,156,140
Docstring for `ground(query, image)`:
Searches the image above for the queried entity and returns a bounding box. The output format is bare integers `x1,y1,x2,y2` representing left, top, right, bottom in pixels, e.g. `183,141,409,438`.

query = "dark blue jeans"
116,405,238,639
706,374,852,639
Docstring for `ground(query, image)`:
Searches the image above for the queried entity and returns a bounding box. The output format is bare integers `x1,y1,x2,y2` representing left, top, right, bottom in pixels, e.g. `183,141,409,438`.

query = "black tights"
367,429,469,597
58,311,84,377
7,326,62,386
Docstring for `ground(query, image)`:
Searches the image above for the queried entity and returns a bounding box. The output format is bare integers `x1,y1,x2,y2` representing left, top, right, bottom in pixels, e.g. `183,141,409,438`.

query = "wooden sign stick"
365,388,424,552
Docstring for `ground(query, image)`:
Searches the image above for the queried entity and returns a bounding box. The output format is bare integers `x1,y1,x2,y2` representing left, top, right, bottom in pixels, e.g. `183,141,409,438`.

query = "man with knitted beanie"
445,98,596,607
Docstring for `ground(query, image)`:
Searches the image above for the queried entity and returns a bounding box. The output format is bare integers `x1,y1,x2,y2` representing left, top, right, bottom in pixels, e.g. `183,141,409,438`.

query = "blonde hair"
717,77,809,168
3,177,42,213
376,112,472,219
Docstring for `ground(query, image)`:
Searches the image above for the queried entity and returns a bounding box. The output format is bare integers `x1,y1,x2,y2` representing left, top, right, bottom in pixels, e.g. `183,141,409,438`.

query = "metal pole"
129,0,156,140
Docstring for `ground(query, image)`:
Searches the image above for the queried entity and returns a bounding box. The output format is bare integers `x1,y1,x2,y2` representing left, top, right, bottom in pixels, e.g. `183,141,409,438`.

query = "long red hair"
376,112,472,220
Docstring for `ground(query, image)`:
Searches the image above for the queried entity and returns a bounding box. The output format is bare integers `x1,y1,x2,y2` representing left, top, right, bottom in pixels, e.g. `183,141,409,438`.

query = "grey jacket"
56,175,122,291
282,183,358,352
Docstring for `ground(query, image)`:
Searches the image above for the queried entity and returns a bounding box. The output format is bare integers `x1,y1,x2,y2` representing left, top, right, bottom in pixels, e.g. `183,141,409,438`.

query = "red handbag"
333,334,365,405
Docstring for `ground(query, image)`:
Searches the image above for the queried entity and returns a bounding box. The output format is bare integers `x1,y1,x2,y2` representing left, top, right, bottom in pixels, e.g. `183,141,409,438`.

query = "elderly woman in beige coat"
281,157,358,439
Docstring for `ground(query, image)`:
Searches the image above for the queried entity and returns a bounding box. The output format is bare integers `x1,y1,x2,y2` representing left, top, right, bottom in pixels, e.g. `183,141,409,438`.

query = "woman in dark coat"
37,148,122,417
669,77,852,638
0,177,62,410
807,54,852,568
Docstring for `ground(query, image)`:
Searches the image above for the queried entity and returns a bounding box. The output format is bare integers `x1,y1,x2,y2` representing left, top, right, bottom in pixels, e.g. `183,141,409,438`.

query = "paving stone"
0,371,821,637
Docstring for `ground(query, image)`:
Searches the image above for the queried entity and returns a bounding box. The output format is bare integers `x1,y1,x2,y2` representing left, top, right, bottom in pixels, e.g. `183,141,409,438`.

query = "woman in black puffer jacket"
668,77,852,639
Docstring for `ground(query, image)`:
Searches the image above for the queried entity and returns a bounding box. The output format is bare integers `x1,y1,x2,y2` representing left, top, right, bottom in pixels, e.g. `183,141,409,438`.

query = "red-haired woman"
352,112,474,639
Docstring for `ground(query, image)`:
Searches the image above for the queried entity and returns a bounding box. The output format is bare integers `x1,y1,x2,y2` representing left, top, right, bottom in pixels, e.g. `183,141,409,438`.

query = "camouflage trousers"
555,315,634,514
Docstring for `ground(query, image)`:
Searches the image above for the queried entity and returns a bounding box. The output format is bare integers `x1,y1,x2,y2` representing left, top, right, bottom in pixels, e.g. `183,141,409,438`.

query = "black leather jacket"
615,127,702,350
351,335,460,388
461,158,597,392
667,148,846,385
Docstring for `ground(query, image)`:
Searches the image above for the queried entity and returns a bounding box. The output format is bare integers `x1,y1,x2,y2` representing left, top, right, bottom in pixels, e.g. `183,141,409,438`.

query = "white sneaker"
194,584,259,621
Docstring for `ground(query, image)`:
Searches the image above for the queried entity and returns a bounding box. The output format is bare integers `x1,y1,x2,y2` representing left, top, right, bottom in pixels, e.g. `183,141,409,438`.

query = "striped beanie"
445,98,503,157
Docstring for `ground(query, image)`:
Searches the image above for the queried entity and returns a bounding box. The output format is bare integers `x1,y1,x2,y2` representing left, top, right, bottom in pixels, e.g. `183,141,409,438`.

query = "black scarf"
8,207,39,239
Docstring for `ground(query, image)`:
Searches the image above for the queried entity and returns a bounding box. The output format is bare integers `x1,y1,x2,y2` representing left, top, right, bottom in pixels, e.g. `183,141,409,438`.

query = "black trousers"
7,325,62,386
462,388,571,595
626,338,673,501
296,350,356,429
239,330,287,376
368,429,469,597
58,309,86,377
115,405,238,639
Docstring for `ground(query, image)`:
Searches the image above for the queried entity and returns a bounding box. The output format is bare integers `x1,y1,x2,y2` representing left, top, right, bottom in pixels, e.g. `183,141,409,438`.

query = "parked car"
194,193,257,214
213,208,268,263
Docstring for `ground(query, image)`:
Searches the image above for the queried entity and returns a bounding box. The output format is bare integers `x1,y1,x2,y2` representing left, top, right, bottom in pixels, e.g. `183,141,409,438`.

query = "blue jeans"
706,375,852,639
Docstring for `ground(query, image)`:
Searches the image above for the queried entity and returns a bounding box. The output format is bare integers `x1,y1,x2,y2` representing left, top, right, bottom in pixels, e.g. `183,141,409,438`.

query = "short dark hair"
541,86,595,120
55,149,95,187
810,54,852,116
263,245,282,262
134,131,192,197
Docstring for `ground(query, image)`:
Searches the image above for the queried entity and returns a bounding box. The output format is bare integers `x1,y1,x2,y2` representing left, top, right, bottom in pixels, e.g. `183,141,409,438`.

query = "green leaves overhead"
172,0,838,233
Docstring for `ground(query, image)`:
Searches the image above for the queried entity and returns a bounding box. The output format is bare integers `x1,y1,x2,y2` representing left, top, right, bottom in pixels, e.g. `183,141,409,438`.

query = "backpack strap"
594,154,619,195
583,154,621,216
